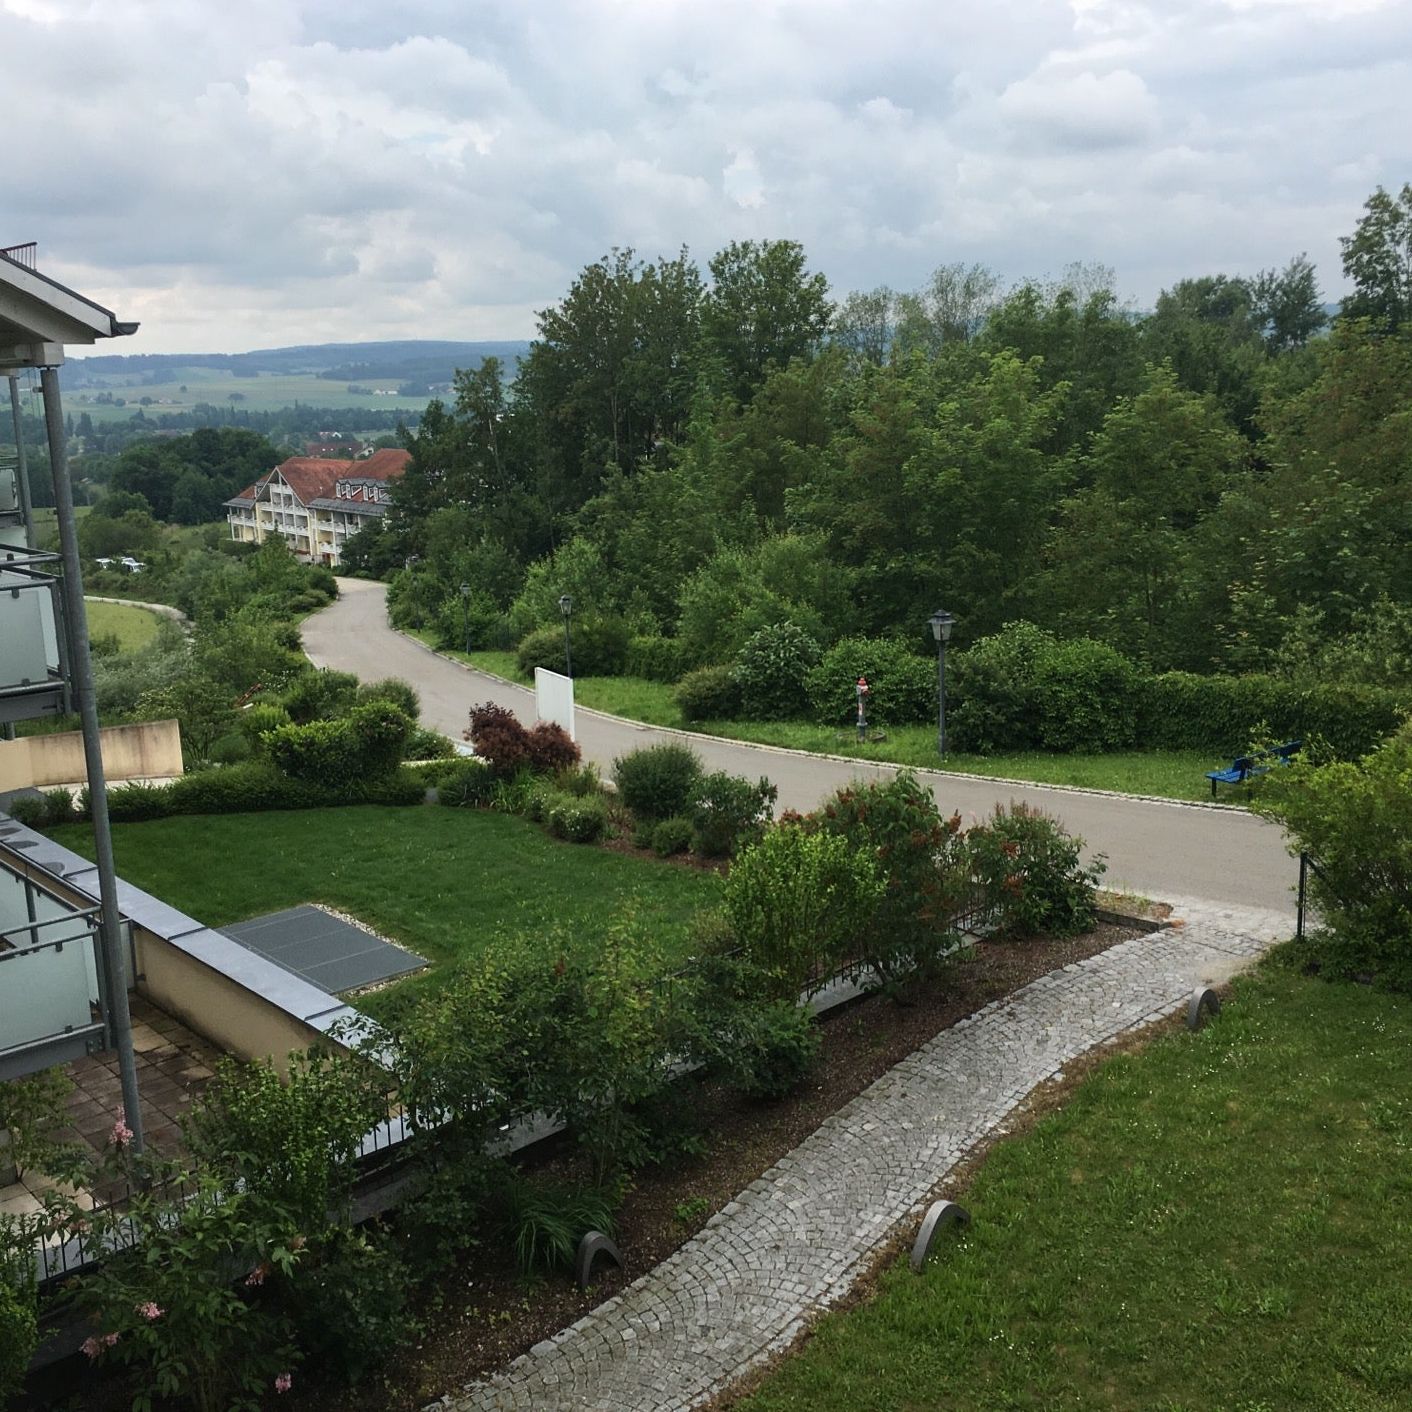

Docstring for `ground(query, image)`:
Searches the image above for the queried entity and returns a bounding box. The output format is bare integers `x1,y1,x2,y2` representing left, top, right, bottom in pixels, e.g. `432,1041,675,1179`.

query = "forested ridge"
359,187,1412,710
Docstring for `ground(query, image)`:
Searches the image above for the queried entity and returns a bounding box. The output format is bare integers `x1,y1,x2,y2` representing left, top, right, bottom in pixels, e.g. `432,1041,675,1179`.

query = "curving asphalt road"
303,579,1299,916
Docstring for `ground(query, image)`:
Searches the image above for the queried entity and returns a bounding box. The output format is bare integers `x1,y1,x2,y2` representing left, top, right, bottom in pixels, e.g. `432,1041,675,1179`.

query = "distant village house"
224,448,409,567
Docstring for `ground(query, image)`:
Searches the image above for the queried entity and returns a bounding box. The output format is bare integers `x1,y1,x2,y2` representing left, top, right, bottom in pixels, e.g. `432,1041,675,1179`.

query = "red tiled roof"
226,450,410,508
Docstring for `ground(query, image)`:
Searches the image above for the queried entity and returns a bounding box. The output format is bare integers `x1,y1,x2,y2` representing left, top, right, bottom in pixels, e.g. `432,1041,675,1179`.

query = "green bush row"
948,622,1406,758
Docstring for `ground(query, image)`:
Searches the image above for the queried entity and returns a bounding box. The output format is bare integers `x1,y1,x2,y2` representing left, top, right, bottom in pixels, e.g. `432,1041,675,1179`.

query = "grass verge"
412,634,1222,802
84,598,165,651
733,960,1412,1412
50,805,720,1012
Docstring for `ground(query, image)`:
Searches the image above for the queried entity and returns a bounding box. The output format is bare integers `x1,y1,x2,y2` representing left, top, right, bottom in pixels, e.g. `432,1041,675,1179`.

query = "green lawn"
49,806,719,1011
84,598,165,650
428,642,1221,802
71,371,435,421
738,961,1412,1412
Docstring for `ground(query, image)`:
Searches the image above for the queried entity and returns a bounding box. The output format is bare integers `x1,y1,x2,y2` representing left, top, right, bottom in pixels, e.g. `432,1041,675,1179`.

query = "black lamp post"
559,594,574,678
928,609,956,758
460,581,471,655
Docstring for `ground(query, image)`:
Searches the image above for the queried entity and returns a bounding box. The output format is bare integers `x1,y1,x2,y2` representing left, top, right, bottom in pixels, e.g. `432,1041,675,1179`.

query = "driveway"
303,579,1299,916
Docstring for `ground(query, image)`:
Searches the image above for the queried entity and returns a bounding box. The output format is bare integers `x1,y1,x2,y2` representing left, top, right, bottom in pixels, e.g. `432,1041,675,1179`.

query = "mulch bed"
304,916,1147,1412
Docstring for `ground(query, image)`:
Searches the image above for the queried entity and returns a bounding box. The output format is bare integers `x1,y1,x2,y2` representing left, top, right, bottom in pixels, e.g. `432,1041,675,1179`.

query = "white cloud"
2,0,1407,353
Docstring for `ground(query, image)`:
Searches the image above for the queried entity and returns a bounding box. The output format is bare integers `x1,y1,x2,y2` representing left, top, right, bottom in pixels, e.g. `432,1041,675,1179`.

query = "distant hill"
63,340,531,389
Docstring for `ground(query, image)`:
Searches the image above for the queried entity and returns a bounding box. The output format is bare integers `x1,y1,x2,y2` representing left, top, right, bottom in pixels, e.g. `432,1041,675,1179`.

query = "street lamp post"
928,609,956,758
460,581,471,655
559,594,574,678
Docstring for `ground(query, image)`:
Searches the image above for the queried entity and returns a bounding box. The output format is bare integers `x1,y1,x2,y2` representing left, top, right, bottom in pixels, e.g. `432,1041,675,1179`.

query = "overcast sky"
5,0,1410,355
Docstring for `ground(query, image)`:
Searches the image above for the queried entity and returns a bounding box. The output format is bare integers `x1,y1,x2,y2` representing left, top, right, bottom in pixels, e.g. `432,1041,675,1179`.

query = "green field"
71,369,435,422
439,643,1221,803
84,598,165,650
739,961,1412,1412
49,805,720,1010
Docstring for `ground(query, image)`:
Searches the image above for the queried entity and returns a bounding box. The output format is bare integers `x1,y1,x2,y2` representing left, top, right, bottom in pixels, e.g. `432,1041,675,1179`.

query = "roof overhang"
0,250,138,371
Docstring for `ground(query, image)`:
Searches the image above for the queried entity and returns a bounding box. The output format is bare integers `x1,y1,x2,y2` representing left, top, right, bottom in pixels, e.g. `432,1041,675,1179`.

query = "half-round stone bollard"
909,1200,971,1273
576,1230,625,1290
1187,986,1221,1030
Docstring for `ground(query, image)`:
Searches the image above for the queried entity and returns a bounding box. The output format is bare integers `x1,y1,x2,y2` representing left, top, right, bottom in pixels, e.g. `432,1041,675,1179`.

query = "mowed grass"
433,642,1221,801
84,598,165,650
49,805,719,1012
737,962,1412,1412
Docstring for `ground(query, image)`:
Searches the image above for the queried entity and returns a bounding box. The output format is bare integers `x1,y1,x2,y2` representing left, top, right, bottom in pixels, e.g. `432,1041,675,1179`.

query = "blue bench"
1206,739,1301,797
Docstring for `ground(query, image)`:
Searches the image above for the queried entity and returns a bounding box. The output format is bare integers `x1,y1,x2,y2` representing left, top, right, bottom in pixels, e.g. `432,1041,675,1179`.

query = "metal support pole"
39,365,144,1152
1297,853,1308,942
563,619,574,679
7,373,35,549
936,639,947,758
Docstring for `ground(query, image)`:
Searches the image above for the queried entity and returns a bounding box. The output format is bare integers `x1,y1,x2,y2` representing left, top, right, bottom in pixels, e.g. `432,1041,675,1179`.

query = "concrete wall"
0,719,184,792
134,929,327,1078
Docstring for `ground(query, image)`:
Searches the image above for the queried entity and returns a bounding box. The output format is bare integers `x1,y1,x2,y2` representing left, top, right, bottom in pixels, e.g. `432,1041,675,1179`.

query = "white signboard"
534,667,577,741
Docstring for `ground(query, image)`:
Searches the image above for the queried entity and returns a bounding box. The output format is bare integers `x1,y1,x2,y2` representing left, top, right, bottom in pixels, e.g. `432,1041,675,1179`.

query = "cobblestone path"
430,898,1291,1412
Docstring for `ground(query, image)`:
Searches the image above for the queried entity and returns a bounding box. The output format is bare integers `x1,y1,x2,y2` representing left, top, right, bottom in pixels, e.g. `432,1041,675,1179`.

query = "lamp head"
559,594,573,618
928,609,956,644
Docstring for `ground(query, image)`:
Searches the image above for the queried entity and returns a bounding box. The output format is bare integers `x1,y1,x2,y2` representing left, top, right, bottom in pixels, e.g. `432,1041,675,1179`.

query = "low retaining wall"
0,719,184,792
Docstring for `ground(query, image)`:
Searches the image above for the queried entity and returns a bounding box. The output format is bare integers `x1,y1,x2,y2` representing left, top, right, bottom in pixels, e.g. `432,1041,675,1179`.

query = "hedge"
103,763,427,823
1138,673,1405,758
626,635,686,683
805,636,936,727
516,617,630,678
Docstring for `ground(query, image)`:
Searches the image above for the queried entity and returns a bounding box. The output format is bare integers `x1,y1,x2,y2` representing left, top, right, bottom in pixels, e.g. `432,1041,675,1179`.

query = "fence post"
1297,852,1308,942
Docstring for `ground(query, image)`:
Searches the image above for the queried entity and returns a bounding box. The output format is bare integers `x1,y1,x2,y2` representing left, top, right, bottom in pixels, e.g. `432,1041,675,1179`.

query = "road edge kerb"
390,626,1246,816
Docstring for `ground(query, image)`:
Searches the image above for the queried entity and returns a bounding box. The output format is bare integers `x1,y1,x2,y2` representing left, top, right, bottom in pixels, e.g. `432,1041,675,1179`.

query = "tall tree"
701,240,831,402
1340,183,1412,332
1251,253,1326,352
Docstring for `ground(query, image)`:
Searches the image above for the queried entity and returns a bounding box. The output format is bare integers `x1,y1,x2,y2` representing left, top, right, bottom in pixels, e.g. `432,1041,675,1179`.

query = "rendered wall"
0,719,184,792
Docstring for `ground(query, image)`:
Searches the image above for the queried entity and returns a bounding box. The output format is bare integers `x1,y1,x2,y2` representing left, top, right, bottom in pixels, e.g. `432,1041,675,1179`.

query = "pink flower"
81,1337,101,1361
135,1302,164,1321
274,1372,292,1394
245,1262,269,1287
110,1117,133,1147
103,1332,119,1348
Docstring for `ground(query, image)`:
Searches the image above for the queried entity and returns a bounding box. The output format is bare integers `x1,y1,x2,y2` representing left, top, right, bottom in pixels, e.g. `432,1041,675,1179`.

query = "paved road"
304,580,1299,915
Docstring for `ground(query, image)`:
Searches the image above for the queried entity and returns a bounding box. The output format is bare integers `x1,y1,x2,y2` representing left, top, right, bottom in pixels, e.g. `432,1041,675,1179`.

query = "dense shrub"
546,794,610,843
732,622,821,721
947,622,1055,753
811,771,968,983
405,725,454,761
725,827,884,1001
966,803,1104,938
651,816,695,857
108,780,180,822
1140,672,1404,758
238,703,291,746
806,636,937,727
266,704,411,787
285,1230,417,1386
1033,637,1142,752
0,1280,37,1409
674,665,742,723
526,721,581,774
516,617,630,678
161,761,424,816
1253,723,1412,990
626,635,686,683
4,795,47,829
612,742,703,822
714,999,820,1100
43,787,75,823
281,668,360,723
355,677,420,719
463,702,532,777
691,771,778,859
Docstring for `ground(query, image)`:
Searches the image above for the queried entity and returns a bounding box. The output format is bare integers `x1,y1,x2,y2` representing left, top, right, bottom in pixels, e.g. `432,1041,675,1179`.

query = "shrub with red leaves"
464,701,532,777
526,721,580,774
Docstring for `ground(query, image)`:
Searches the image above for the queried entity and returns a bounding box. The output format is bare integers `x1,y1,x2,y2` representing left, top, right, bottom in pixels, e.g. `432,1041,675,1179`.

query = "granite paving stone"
434,897,1288,1412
